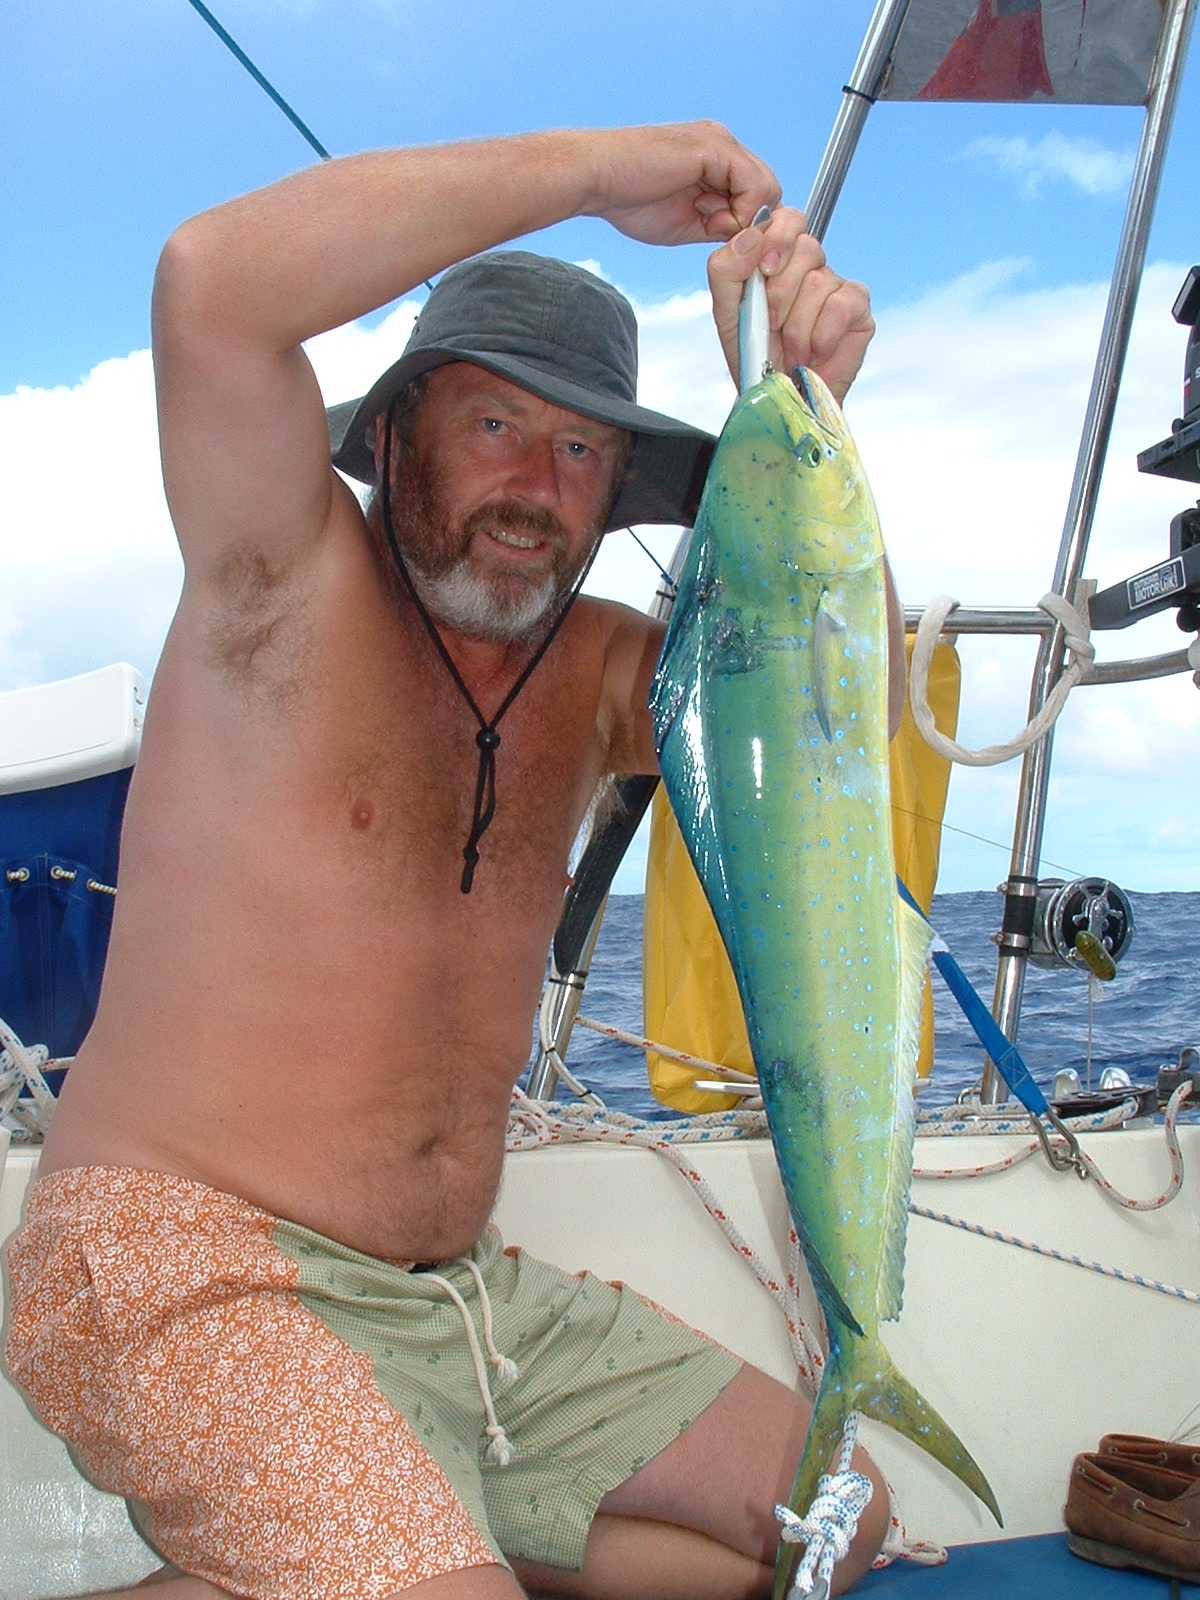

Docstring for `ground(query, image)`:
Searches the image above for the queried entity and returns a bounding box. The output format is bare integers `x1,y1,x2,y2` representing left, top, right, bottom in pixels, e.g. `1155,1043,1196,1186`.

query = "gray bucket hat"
327,251,715,532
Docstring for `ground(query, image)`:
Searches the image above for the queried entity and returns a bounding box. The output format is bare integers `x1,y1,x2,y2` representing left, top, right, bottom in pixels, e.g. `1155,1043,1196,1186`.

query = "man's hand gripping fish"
649,288,1001,1591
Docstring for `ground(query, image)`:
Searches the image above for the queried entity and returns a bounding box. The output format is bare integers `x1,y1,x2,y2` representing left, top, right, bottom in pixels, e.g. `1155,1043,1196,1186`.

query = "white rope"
420,1262,519,1466
537,998,605,1104
912,1086,1190,1209
573,1014,757,1083
909,593,1094,766
777,1412,874,1597
559,1011,1189,1209
0,1016,59,1139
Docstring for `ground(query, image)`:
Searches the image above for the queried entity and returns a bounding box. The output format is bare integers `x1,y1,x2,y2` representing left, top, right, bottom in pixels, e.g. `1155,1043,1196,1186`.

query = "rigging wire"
183,0,331,161
625,527,677,593
889,803,1086,882
181,3,436,333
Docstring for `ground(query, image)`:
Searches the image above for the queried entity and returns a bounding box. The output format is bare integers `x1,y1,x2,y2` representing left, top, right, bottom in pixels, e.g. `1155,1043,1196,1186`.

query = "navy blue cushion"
857,1532,1196,1594
0,766,133,1068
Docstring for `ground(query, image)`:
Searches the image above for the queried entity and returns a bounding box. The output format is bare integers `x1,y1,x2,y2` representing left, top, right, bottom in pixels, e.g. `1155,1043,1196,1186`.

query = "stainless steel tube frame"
983,0,1198,1102
804,0,915,241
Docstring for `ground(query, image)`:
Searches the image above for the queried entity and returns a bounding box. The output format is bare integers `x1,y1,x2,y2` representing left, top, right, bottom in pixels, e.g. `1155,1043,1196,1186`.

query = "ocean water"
537,890,1200,1122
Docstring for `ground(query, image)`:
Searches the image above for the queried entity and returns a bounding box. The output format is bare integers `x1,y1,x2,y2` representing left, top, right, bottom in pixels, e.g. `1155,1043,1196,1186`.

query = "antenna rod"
183,0,331,161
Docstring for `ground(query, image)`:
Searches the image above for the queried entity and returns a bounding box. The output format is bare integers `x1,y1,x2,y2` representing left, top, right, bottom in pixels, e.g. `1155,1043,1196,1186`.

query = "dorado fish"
649,365,1000,1580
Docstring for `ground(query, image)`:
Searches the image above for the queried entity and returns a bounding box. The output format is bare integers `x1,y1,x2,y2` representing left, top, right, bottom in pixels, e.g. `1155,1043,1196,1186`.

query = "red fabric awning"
920,0,1054,100
880,0,1167,105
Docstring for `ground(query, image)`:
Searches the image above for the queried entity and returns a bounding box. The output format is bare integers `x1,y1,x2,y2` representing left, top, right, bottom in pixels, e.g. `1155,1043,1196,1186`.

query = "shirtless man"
6,124,886,1600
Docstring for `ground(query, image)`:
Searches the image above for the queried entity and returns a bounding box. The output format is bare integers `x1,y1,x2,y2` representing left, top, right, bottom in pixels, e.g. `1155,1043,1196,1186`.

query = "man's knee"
397,1565,526,1600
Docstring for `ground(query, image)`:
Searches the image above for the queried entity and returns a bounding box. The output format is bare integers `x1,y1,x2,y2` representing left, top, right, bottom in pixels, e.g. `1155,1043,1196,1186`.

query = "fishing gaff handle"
897,879,1087,1174
896,879,1048,1116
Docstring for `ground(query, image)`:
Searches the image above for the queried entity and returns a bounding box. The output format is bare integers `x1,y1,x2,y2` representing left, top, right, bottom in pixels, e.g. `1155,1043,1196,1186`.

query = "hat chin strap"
378,403,599,894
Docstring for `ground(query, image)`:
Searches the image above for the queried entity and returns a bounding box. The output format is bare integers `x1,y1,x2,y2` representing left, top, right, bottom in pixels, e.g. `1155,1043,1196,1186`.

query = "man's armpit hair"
202,541,309,698
210,542,290,608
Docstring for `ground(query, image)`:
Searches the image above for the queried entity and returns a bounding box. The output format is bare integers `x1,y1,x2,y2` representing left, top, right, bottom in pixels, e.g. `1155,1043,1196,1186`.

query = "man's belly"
40,1032,518,1261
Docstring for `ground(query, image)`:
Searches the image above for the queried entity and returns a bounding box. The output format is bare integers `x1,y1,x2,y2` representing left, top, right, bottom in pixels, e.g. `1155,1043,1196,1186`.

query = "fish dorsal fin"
877,894,932,1323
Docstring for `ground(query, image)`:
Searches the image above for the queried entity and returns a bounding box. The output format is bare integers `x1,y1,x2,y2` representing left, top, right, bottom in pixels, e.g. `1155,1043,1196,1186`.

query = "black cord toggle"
462,728,502,892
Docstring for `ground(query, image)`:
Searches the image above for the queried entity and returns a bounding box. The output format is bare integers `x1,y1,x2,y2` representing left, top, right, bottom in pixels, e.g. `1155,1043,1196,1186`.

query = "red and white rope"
573,1014,756,1082
506,1090,935,1570
565,1009,1192,1210
911,1085,1191,1209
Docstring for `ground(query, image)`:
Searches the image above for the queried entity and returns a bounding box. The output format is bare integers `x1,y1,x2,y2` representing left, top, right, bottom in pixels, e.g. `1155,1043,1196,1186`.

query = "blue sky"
3,0,1199,901
7,0,1196,389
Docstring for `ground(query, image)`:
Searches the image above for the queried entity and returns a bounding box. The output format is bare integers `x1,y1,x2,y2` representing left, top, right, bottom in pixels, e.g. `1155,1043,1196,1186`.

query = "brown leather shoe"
1098,1432,1200,1478
1064,1452,1200,1582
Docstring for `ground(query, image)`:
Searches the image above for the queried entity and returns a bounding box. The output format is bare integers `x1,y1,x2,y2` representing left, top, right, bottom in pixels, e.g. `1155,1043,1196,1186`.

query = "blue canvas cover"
0,766,133,1078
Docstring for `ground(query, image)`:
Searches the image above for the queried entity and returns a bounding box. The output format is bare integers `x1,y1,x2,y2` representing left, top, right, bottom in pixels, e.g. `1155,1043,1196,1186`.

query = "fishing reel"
1091,264,1200,646
1027,876,1135,976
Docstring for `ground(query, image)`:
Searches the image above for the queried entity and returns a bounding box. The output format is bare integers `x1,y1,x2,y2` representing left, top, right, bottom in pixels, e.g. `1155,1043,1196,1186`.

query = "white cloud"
0,350,183,688
963,132,1136,198
304,298,421,405
2,259,1196,891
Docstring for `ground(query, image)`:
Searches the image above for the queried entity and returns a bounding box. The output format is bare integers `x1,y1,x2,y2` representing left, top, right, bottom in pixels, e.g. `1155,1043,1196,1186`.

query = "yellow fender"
643,638,962,1111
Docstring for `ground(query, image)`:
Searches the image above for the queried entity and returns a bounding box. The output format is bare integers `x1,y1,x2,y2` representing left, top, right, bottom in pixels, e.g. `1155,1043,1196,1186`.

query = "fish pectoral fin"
812,589,846,743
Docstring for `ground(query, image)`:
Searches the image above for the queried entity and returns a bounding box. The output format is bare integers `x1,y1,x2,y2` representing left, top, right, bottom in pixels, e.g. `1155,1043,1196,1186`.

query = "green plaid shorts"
278,1219,741,1571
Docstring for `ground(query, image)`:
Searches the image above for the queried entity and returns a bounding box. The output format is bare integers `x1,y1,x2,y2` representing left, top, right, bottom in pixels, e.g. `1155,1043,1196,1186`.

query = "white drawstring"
452,1253,522,1388
421,1258,521,1467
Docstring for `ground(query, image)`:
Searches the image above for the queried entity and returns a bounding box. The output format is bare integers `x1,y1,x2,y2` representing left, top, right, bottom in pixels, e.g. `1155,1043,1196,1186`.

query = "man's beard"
384,444,602,644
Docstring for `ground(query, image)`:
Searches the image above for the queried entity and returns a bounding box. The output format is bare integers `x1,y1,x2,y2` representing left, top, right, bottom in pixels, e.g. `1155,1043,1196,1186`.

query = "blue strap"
897,879,1050,1118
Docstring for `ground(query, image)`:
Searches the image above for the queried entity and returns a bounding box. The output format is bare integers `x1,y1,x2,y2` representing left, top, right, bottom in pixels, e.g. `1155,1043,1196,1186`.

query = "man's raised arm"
151,123,781,585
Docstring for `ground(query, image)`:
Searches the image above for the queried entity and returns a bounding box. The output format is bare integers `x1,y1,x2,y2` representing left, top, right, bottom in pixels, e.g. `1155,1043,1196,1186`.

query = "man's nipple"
351,798,375,831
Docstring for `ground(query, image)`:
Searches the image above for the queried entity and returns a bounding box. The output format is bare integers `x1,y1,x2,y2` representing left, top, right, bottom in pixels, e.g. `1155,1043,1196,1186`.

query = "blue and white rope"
776,1411,873,1597
908,1200,1200,1305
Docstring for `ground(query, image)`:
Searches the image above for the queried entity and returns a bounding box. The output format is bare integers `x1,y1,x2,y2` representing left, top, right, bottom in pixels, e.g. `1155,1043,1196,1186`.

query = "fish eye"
794,434,822,469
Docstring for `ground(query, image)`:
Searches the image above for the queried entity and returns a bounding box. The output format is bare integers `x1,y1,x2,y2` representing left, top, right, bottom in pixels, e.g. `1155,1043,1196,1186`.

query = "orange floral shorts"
5,1166,739,1600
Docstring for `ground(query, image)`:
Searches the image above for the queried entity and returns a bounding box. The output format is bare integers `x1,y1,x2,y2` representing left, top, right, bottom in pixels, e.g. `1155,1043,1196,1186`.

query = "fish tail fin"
773,1338,1001,1600
850,1340,1001,1526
